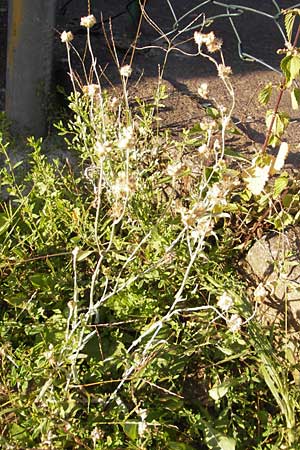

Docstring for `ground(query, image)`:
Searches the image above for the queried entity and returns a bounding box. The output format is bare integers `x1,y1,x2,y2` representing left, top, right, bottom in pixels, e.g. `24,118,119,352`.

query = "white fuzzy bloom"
217,64,232,78
194,31,205,46
80,15,97,28
197,143,209,155
167,162,185,177
198,82,209,99
118,126,134,149
137,409,147,436
217,292,234,312
227,314,242,333
120,65,132,78
84,83,100,97
61,30,74,43
95,141,110,158
254,283,267,298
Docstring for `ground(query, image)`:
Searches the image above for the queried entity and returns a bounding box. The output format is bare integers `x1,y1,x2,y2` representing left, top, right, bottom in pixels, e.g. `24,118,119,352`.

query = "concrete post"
5,1,56,136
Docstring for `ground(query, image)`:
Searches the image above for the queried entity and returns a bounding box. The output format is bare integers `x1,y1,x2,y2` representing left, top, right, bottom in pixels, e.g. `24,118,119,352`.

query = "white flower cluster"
80,14,97,28
217,292,243,333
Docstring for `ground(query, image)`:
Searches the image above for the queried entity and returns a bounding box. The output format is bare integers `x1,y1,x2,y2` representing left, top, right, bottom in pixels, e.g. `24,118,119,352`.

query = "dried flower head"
82,83,100,98
254,283,267,299
227,314,242,333
61,30,74,43
197,143,209,155
94,140,110,159
194,31,205,46
194,31,222,52
120,65,132,78
111,172,135,199
198,82,209,99
205,33,223,53
80,14,97,28
218,292,234,312
118,126,134,149
217,64,232,79
167,162,186,178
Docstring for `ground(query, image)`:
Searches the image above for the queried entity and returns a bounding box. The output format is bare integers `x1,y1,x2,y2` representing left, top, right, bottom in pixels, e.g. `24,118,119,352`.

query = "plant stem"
261,23,300,153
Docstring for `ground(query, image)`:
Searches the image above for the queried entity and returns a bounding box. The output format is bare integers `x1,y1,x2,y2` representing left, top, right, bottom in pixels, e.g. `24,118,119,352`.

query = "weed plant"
1,6,300,450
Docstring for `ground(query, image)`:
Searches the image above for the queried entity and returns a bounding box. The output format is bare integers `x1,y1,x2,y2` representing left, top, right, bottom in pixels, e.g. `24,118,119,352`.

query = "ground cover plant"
1,4,300,449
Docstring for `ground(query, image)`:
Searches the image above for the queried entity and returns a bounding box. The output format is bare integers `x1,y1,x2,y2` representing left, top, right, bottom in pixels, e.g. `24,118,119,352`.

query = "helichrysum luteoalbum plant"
1,6,300,450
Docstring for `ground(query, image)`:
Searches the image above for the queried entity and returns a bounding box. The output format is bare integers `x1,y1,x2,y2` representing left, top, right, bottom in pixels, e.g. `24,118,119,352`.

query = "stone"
244,227,300,327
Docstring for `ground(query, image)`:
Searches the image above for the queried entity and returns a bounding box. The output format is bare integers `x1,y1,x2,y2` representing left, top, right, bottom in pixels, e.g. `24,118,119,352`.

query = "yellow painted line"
7,0,24,68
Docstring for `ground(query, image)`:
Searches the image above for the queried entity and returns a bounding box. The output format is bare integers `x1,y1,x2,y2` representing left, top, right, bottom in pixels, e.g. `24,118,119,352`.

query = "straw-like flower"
194,31,205,46
254,283,267,299
205,32,223,53
80,14,97,28
82,83,100,97
198,82,209,99
120,65,132,78
197,143,209,155
217,64,232,79
194,31,222,52
94,140,110,159
118,126,134,149
218,292,234,312
167,162,186,178
61,30,74,43
227,314,242,333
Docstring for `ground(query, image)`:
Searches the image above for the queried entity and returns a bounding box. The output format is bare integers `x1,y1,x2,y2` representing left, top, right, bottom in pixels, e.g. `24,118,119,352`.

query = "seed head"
198,82,209,99
227,314,242,333
217,292,234,312
61,30,74,43
80,14,97,28
120,65,132,78
217,64,232,79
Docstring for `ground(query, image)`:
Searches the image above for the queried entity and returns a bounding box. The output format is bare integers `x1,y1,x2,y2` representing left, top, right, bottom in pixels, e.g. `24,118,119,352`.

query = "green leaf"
169,443,195,450
265,111,290,147
0,212,10,235
273,210,294,230
206,106,220,119
4,293,26,308
258,82,273,105
209,382,230,401
272,174,289,199
29,273,52,289
290,87,300,110
205,425,236,450
281,53,300,85
289,55,300,80
280,55,292,83
76,249,93,261
218,436,236,450
123,421,139,441
284,11,296,42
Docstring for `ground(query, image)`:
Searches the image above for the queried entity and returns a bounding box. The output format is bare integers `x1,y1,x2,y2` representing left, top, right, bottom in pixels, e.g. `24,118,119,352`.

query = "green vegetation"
1,8,300,450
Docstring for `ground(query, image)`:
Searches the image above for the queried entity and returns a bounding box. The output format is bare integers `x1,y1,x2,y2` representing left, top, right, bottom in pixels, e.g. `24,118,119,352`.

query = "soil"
0,0,300,167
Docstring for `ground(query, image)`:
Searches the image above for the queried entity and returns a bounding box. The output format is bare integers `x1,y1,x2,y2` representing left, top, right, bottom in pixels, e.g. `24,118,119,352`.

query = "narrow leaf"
273,174,289,199
284,11,295,42
289,55,300,80
290,87,300,110
258,82,272,105
209,382,230,401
